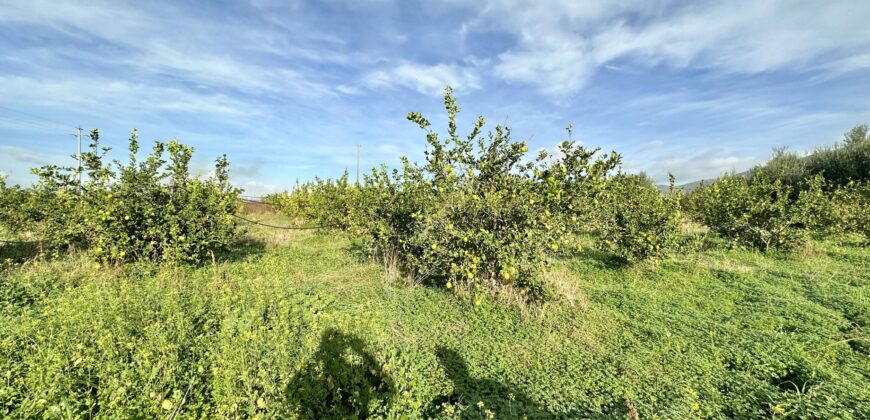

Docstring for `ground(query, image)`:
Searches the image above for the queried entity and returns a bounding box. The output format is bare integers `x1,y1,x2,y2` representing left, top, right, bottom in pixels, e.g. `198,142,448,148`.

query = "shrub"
688,172,804,251
752,123,870,192
752,148,807,197
830,181,870,241
264,182,311,220
793,174,844,234
805,124,870,186
533,128,622,236
22,129,241,263
596,174,683,262
790,174,870,242
355,159,438,279
266,171,357,229
354,87,566,301
0,175,35,235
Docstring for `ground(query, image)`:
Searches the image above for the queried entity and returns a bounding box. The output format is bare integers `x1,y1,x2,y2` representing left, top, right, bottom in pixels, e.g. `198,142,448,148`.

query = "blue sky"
1,0,869,195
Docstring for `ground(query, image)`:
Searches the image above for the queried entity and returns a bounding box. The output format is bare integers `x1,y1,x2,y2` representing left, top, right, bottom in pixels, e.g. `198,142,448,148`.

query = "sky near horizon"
1,0,869,195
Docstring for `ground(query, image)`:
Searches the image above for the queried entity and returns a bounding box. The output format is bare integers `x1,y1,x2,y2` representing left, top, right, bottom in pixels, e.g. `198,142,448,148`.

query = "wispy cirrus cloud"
624,148,762,184
0,0,868,190
363,61,483,96
476,0,870,96
0,0,343,98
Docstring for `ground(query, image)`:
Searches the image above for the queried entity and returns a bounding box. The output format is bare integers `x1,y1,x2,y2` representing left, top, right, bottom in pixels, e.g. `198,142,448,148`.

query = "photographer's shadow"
285,329,395,419
429,346,580,419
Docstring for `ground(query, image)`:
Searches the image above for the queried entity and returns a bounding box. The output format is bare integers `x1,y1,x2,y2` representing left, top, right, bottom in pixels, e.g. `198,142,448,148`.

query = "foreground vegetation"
267,90,868,305
1,216,868,418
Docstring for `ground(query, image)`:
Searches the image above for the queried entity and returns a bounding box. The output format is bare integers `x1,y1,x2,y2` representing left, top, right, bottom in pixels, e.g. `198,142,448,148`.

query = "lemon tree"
18,129,241,263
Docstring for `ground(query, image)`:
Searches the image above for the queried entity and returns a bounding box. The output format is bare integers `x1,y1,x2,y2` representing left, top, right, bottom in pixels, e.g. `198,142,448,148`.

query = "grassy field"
1,215,868,418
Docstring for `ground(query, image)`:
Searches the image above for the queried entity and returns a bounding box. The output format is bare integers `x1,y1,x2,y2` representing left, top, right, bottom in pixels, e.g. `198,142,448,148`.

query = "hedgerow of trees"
267,87,684,301
0,129,241,263
755,124,869,189
687,125,870,250
267,94,870,297
687,173,806,251
2,87,867,301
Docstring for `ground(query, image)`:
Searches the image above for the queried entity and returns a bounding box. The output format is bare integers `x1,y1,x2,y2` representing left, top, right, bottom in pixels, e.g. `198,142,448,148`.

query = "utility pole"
76,127,82,186
356,144,360,185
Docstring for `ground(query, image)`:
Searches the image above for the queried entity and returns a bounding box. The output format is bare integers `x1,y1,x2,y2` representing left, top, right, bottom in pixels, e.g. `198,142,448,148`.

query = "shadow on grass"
343,239,371,264
212,236,267,263
428,347,592,418
0,235,267,281
282,332,597,418
341,241,438,287
559,246,630,270
823,247,870,265
285,329,395,419
0,241,41,263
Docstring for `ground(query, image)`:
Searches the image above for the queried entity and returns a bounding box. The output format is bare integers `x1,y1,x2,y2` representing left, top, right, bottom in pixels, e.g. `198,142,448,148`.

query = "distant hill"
655,124,868,194
657,170,751,194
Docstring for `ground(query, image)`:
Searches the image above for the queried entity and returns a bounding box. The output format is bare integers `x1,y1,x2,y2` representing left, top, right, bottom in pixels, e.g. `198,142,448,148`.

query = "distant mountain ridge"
657,170,751,194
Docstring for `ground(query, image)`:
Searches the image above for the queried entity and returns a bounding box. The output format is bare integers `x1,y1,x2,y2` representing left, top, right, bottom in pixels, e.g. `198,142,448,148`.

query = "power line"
75,127,83,185
0,105,75,130
0,108,84,176
232,214,332,230
0,115,70,133
0,239,41,245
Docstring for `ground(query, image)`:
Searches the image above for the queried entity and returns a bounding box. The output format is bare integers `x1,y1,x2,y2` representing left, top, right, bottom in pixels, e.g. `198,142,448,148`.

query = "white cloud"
811,53,870,81
495,41,595,96
471,0,870,95
637,140,664,152
335,84,364,95
0,145,56,166
0,75,265,118
0,0,339,98
376,143,404,157
636,149,762,184
363,61,482,95
1,0,867,188
0,145,72,187
627,91,793,123
240,180,286,197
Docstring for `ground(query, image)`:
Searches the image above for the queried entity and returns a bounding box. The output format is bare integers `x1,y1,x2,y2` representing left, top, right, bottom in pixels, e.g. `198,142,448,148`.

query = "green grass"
1,216,868,418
